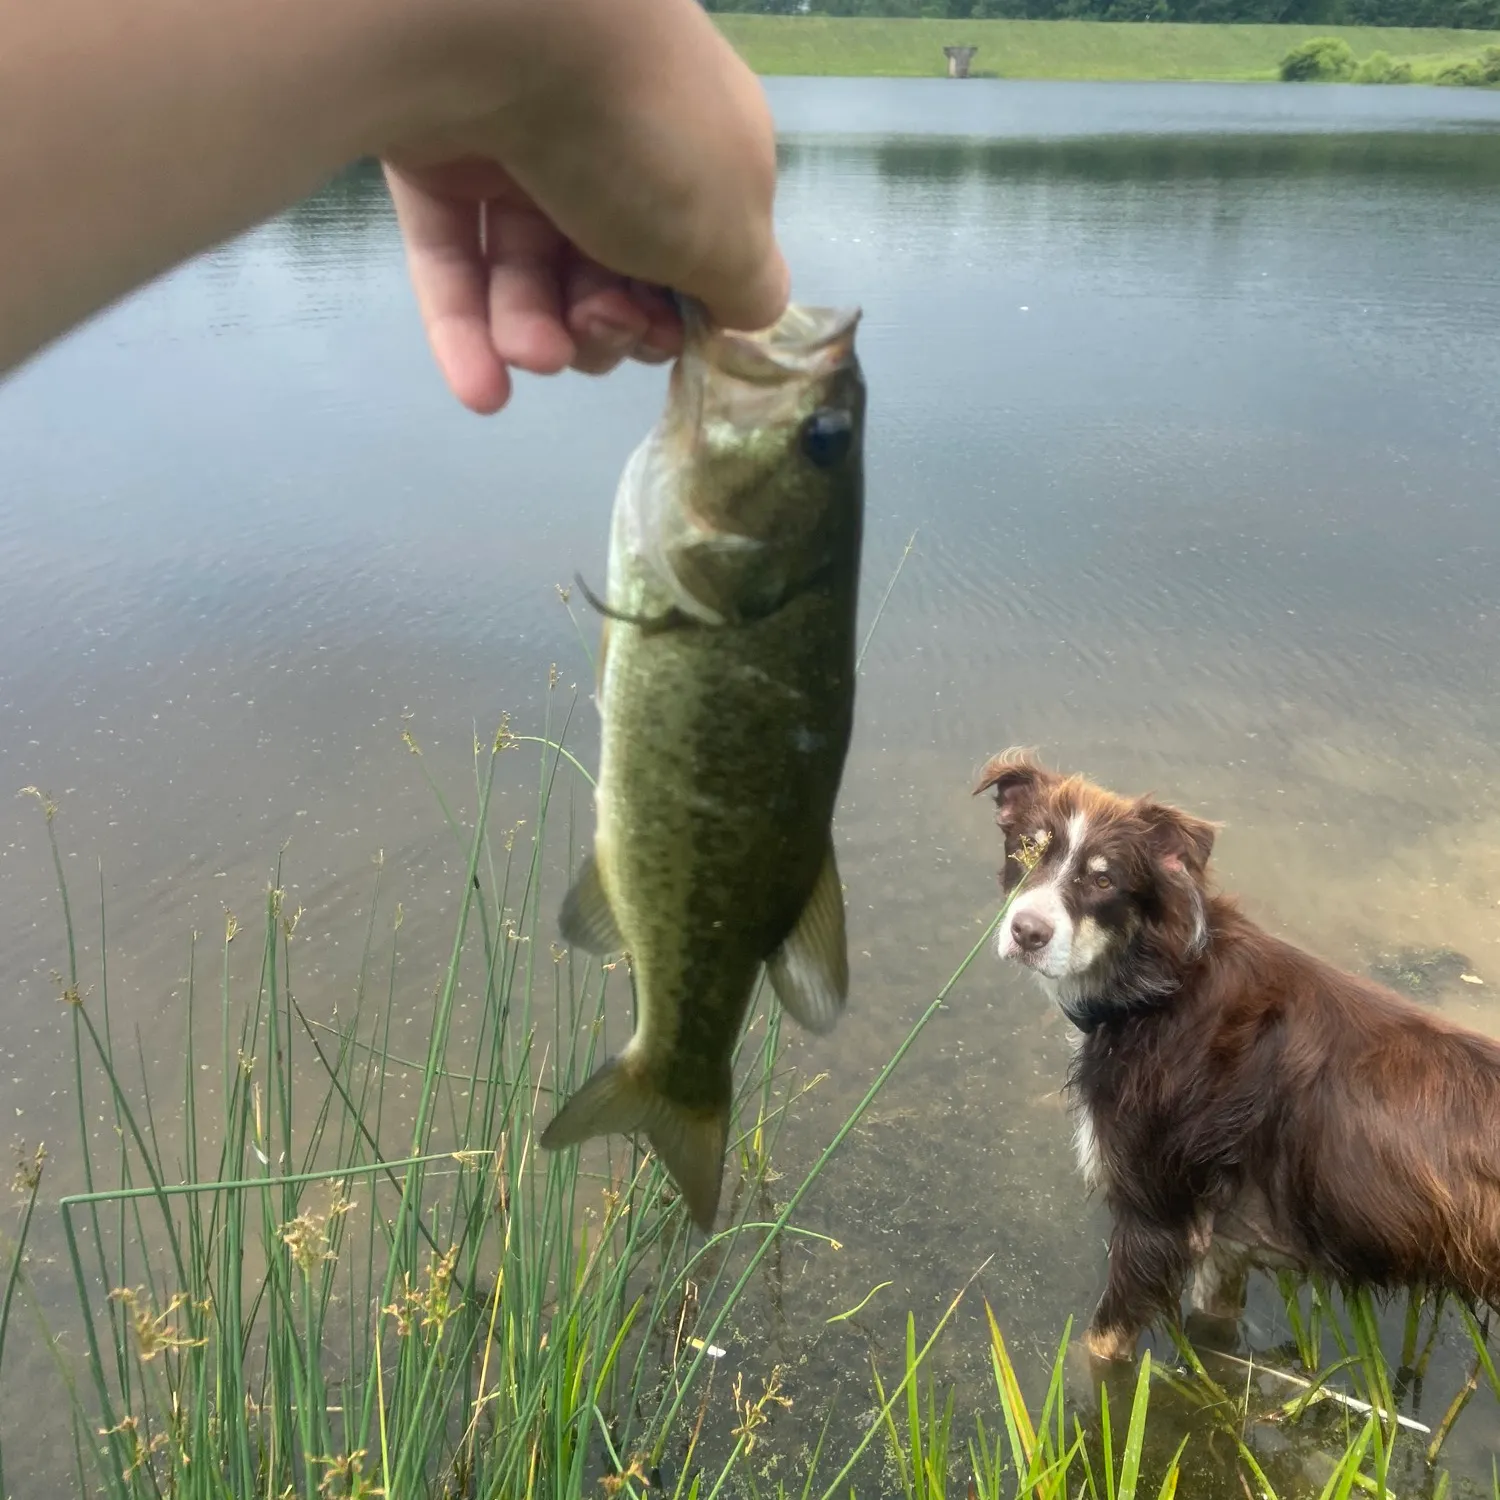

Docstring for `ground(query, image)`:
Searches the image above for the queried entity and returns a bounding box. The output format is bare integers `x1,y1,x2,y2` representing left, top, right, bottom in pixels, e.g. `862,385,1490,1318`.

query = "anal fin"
538,1057,647,1148
558,853,624,954
766,842,849,1036
539,1055,729,1233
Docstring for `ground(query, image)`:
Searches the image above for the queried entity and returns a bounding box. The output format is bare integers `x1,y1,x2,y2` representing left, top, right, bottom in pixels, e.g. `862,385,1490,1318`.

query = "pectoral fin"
766,844,849,1036
538,1056,728,1232
558,854,624,954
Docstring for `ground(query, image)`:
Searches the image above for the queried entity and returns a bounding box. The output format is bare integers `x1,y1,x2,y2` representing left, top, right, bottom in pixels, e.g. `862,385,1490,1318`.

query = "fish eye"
799,408,853,469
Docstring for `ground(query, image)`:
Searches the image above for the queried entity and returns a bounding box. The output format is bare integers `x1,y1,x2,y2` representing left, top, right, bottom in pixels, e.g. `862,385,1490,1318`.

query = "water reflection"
801,129,1500,187
274,157,397,258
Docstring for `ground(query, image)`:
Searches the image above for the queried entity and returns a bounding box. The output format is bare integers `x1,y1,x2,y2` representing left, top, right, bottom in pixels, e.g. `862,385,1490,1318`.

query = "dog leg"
1189,1239,1249,1323
1087,1210,1192,1363
1183,1237,1250,1354
1085,1322,1141,1362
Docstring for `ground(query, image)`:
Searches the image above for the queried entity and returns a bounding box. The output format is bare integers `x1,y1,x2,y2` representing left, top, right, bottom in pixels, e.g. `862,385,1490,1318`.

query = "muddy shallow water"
4,78,1500,1491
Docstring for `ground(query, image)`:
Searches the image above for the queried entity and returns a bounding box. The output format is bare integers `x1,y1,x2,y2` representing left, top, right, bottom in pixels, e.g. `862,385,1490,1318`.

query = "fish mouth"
756,304,862,356
678,298,862,385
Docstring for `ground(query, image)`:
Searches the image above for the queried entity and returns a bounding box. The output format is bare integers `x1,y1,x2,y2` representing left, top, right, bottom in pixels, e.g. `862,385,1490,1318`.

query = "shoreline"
713,14,1500,83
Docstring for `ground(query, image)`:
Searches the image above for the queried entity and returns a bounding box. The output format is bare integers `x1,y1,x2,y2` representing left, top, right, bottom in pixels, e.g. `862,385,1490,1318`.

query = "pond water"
4,77,1500,1491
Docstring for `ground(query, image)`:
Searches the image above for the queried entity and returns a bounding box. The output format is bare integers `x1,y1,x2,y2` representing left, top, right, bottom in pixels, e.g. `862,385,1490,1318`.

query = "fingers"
483,201,574,374
627,282,684,362
482,222,681,379
383,166,510,415
564,259,651,375
386,166,700,412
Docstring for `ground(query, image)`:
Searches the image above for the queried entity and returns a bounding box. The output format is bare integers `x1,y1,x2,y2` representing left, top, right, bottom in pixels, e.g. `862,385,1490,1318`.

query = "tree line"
703,0,1500,30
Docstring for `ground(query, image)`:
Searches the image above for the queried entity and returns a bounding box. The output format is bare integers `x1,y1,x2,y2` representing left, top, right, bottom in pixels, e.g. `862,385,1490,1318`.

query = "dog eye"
1093,872,1113,890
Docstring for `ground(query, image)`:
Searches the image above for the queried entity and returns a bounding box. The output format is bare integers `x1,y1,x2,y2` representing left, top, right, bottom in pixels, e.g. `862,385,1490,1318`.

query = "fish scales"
604,571,857,1103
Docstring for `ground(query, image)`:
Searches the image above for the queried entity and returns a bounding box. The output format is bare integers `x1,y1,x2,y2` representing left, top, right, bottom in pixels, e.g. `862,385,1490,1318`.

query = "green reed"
869,1284,1500,1500
2,683,1497,1494
0,656,999,1499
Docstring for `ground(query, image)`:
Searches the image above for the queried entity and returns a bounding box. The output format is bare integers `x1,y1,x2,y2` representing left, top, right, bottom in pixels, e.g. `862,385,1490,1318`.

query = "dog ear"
1136,799,1219,878
973,748,1056,831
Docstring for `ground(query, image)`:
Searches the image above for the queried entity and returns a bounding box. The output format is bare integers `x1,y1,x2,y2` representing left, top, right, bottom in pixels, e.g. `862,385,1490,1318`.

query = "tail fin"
539,1057,729,1233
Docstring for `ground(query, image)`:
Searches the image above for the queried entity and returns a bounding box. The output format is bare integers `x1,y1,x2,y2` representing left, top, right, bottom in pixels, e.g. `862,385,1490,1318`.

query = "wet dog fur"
975,747,1500,1361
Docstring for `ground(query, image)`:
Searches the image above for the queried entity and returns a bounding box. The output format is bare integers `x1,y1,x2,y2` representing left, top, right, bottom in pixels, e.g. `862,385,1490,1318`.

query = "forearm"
0,0,453,373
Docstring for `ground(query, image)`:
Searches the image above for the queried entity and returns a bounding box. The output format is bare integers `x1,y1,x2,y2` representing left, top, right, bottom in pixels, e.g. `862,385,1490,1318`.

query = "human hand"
0,0,787,391
382,160,683,415
381,0,789,415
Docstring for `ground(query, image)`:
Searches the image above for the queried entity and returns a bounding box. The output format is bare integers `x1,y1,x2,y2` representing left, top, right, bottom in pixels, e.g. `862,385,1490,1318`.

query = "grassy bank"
714,14,1500,80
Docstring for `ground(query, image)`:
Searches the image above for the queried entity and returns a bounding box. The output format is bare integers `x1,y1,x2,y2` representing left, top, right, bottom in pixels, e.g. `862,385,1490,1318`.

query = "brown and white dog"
974,747,1500,1362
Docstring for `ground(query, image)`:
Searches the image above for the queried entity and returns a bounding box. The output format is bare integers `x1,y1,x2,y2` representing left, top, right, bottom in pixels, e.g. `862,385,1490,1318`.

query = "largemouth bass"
540,303,866,1232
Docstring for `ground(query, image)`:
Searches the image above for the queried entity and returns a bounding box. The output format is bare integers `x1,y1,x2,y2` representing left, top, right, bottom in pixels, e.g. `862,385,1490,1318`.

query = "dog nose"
1011,912,1054,953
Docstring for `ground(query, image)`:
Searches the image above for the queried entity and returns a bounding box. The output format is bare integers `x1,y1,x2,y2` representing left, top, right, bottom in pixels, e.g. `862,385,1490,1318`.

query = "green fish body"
540,304,867,1231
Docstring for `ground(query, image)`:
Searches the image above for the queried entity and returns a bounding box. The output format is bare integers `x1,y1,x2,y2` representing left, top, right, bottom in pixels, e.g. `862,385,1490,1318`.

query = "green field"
715,13,1500,80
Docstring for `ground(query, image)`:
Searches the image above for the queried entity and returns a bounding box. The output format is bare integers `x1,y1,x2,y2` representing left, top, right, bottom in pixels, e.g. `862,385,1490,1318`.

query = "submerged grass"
1,565,1497,1496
